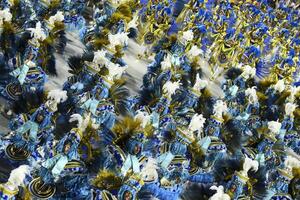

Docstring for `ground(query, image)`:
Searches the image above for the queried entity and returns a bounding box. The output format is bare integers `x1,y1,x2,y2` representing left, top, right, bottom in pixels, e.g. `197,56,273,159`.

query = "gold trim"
277,168,293,180
0,184,18,196
236,171,249,183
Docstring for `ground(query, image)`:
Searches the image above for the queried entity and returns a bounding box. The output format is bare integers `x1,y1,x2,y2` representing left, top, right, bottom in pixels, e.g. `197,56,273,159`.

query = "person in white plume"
256,121,282,166
226,157,258,199
209,185,230,200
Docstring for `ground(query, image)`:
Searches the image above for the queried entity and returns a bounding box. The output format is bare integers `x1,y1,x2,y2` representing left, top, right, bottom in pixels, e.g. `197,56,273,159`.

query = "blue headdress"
117,178,143,200
30,104,53,129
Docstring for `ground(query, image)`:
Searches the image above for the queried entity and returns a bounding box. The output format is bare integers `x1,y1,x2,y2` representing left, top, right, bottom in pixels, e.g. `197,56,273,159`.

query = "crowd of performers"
0,0,299,199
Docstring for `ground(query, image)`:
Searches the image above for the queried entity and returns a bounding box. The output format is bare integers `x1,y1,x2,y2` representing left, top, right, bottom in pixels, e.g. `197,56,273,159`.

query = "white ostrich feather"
0,9,12,25
187,45,203,58
240,157,259,177
245,86,258,104
111,0,130,4
81,113,91,132
273,79,285,93
7,165,30,189
193,74,208,91
108,32,129,48
268,121,282,134
47,89,68,103
48,11,64,26
188,113,206,135
127,14,139,29
69,114,83,128
163,81,181,98
106,62,127,80
241,65,256,80
93,49,109,65
209,185,230,200
26,22,47,41
284,156,300,172
182,30,194,43
135,110,151,128
285,102,297,117
160,54,172,71
236,63,243,68
213,100,227,118
287,86,300,102
141,158,159,182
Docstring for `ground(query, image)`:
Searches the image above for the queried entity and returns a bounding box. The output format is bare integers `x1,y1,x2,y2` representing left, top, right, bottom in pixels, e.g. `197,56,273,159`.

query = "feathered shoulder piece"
293,108,300,127
92,169,122,191
110,1,137,24
213,156,244,182
221,118,245,154
68,55,85,75
247,165,268,199
257,78,277,91
196,88,215,118
109,80,130,115
12,90,46,114
112,117,143,147
187,140,205,167
0,12,16,59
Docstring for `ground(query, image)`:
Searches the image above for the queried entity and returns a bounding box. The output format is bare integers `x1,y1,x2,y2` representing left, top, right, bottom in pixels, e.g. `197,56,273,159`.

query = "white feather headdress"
163,80,181,99
267,120,282,134
209,185,230,200
245,86,258,104
27,22,47,41
0,9,12,25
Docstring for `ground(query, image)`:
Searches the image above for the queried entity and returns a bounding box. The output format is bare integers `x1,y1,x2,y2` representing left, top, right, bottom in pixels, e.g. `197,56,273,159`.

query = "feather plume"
6,165,30,190
112,117,142,147
68,55,84,75
92,170,122,191
109,81,130,115
69,114,83,129
12,90,45,114
209,185,230,200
